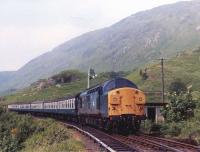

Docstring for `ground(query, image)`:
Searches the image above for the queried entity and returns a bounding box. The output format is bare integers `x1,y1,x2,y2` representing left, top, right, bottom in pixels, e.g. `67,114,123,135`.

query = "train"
8,77,146,133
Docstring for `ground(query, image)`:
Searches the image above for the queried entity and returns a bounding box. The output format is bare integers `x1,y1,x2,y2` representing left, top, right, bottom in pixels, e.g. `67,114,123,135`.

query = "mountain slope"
0,72,14,84
1,0,200,94
127,47,200,101
3,47,200,105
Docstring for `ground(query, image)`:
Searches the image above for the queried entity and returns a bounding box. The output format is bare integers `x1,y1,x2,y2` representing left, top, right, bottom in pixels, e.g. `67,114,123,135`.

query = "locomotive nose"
108,87,146,116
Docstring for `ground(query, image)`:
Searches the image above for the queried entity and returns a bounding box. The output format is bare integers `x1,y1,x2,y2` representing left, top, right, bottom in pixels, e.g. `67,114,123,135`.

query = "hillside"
1,70,128,105
127,47,200,101
1,0,200,94
2,47,200,105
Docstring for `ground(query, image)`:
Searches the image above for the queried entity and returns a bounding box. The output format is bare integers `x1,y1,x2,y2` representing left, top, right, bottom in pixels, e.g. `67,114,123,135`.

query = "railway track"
113,134,182,152
62,122,138,152
113,134,200,152
139,135,200,152
61,121,200,152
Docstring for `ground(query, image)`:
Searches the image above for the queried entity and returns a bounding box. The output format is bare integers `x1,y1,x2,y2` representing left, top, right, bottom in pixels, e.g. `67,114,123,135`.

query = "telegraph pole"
161,58,165,103
157,58,165,103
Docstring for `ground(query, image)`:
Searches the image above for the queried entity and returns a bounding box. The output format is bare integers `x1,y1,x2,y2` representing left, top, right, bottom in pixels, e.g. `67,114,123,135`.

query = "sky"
0,0,191,71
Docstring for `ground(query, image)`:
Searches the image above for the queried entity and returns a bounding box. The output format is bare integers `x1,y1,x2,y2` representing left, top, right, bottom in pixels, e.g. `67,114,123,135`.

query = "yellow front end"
108,87,146,117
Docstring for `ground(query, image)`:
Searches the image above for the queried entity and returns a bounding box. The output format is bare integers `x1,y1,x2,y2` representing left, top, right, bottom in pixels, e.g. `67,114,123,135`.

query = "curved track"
61,122,200,152
62,122,137,152
138,135,200,152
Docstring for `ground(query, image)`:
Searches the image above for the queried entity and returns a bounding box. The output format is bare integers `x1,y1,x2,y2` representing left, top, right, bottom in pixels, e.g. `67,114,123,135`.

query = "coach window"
66,100,69,109
73,99,75,109
66,101,68,109
86,95,90,109
80,97,82,108
70,100,72,109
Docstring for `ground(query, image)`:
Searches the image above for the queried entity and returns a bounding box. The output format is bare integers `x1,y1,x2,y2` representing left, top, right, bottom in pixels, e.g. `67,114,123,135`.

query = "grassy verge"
160,108,200,145
21,119,85,152
0,108,85,152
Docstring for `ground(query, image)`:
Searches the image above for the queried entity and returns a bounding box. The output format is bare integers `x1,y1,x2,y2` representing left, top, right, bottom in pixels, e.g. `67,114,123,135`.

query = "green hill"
1,70,129,105
127,47,200,101
2,47,200,105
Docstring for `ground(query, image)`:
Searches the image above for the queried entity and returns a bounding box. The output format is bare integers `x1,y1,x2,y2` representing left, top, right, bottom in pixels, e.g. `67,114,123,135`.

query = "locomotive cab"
108,87,146,117
102,78,146,132
77,77,146,133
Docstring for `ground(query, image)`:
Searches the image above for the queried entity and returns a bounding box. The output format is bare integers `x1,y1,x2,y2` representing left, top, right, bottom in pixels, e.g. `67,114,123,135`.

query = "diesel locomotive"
8,77,146,133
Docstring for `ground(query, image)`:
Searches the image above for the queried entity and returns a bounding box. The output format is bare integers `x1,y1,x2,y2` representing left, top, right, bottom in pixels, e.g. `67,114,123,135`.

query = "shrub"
161,91,196,122
160,122,182,136
0,112,37,152
168,79,187,95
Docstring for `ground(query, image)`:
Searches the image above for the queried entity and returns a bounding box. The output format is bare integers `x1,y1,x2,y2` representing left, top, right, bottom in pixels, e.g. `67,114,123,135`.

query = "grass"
0,108,85,152
160,108,200,145
127,48,200,102
3,80,86,105
21,119,85,152
1,70,128,106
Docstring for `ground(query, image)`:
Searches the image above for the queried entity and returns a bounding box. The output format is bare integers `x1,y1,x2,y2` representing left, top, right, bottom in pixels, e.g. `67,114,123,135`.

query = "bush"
161,91,196,122
0,112,37,152
51,70,85,84
160,122,182,136
21,119,84,152
168,79,187,95
140,120,153,133
0,112,85,152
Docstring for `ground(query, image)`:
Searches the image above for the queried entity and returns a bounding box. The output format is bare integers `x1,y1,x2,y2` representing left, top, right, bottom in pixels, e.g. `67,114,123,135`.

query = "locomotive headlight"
113,97,118,102
111,95,120,105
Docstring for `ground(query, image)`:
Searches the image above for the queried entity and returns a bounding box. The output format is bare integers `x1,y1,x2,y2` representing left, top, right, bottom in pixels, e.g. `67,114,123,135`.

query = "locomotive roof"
82,77,138,95
102,77,138,93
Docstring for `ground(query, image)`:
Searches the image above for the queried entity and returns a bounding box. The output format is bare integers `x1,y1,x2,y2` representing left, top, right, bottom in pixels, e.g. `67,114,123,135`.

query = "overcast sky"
0,0,191,71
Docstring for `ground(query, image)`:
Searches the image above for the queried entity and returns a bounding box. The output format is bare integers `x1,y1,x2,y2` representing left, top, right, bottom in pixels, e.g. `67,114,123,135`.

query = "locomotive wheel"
134,119,141,131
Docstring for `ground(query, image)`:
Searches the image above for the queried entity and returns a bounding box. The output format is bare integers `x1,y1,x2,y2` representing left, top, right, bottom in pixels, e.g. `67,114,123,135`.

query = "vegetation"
161,91,196,122
1,48,200,146
168,79,187,95
160,109,200,145
127,48,200,101
0,107,84,152
127,48,200,144
1,70,129,105
139,68,148,80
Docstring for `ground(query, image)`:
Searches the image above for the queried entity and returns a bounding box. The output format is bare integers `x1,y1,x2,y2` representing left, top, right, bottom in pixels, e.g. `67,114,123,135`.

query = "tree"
168,79,187,95
139,68,148,80
161,91,196,122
